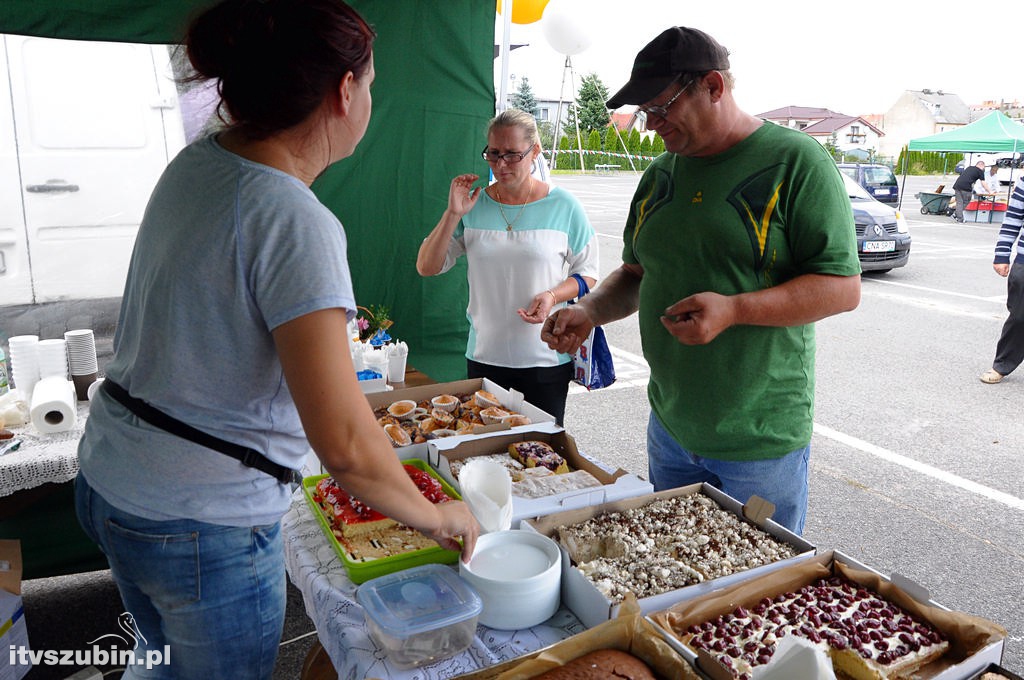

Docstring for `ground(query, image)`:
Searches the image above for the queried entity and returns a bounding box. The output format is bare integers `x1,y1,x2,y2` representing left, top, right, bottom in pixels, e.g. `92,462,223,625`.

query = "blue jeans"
646,412,810,534
74,473,286,679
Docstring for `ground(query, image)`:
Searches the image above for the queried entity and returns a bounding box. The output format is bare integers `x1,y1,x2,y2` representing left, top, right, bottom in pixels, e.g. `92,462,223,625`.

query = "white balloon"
542,5,592,56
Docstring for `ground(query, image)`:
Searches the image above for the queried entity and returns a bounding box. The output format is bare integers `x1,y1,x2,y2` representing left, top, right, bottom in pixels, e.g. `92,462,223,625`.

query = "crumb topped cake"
554,493,798,603
310,466,455,561
678,576,949,680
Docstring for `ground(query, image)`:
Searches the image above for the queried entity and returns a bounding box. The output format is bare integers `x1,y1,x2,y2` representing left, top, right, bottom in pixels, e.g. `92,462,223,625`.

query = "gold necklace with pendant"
494,183,534,232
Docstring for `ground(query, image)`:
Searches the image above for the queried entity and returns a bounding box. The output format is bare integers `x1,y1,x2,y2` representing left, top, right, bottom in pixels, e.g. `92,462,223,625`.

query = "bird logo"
87,612,148,650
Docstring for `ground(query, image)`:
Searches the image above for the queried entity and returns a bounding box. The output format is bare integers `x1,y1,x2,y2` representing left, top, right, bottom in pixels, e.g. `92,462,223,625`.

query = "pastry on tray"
372,390,529,446
508,440,569,474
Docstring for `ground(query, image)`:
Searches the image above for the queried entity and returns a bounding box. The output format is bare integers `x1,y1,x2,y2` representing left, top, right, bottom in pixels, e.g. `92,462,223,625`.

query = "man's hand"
994,263,1010,277
661,292,737,345
541,306,595,354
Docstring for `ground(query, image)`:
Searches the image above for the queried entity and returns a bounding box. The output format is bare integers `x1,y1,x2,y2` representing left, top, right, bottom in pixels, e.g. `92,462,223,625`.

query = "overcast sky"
494,0,1024,117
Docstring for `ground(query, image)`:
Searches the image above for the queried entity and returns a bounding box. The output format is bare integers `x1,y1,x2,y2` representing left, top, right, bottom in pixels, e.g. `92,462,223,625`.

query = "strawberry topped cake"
310,465,455,561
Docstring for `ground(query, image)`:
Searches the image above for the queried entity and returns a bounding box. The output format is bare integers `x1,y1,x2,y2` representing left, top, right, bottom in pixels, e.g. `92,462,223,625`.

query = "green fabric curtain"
907,111,1024,154
0,0,493,380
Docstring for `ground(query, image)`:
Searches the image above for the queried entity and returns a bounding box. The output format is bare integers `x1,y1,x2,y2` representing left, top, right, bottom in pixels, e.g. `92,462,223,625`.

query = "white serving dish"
459,529,561,630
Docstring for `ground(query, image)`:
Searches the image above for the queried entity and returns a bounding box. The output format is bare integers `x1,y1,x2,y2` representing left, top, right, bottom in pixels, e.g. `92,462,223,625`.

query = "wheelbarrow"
916,191,954,215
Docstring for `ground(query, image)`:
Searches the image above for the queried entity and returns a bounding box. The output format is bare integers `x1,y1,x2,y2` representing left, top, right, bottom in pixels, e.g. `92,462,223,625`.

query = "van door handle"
26,179,80,193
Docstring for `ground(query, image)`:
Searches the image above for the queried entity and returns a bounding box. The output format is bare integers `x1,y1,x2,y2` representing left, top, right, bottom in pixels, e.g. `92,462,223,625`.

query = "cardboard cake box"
364,378,557,459
426,429,653,528
648,549,1007,680
521,483,816,629
452,596,700,680
0,540,30,680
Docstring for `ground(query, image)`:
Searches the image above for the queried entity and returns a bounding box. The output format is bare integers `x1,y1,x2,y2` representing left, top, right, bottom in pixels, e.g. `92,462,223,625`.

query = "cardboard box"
968,664,1022,680
521,483,816,629
0,540,30,680
649,549,1006,680
452,597,700,679
364,378,556,460
425,429,653,528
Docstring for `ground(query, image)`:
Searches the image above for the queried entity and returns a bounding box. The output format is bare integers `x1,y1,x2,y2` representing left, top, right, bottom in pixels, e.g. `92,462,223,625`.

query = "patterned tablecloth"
0,398,89,497
281,492,587,680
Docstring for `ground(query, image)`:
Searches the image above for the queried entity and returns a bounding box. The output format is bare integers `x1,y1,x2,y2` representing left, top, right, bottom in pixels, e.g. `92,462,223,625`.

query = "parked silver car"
842,173,911,273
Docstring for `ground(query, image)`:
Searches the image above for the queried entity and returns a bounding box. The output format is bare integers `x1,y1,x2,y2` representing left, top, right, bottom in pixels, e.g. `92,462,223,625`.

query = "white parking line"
574,346,1024,511
864,277,1006,303
813,423,1024,511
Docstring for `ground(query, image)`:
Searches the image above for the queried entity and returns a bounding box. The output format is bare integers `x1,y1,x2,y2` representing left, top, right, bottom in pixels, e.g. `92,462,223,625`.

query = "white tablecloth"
281,493,587,680
0,399,88,497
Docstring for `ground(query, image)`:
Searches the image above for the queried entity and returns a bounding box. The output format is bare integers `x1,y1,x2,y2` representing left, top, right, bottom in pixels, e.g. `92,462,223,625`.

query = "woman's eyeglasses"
481,146,531,164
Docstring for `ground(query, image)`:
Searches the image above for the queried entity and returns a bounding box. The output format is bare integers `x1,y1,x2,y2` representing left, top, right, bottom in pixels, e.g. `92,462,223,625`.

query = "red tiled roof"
756,105,843,120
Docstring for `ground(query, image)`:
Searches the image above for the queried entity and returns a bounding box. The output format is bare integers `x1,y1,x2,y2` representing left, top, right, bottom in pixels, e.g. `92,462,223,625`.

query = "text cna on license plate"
863,240,895,253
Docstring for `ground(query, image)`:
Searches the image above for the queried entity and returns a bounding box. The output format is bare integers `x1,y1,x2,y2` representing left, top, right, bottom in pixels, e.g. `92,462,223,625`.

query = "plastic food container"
355,563,482,668
459,529,561,630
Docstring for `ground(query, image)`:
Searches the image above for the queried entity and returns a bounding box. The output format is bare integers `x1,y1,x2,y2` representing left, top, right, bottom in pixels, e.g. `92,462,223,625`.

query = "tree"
574,73,611,141
510,76,538,118
824,133,840,161
639,136,652,171
585,129,602,169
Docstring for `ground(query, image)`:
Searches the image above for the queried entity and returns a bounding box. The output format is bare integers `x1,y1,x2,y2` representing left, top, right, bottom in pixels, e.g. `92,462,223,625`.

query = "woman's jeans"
75,472,286,679
646,412,810,535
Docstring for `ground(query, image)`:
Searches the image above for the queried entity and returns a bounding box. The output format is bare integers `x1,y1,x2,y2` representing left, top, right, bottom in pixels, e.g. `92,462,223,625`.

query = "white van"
0,34,186,307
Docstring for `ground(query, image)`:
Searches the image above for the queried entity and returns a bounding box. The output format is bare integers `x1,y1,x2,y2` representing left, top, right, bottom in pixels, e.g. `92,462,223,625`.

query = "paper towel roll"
30,376,77,434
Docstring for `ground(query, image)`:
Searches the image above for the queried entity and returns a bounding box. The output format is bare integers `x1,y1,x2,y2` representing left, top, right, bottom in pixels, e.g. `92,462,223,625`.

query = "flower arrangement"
356,304,394,344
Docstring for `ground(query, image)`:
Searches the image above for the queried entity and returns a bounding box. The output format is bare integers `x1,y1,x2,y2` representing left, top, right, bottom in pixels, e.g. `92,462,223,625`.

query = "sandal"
980,369,1003,384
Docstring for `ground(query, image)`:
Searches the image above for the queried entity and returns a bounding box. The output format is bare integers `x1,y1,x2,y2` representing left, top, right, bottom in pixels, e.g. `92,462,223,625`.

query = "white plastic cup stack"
36,339,69,379
64,329,99,376
7,335,40,399
64,329,99,400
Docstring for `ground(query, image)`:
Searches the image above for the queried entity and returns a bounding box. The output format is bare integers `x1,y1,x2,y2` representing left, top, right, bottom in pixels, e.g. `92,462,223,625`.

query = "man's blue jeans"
75,472,286,679
646,412,810,534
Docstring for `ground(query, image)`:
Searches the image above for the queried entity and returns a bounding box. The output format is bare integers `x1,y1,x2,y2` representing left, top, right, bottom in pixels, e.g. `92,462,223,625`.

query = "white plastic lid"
356,563,482,638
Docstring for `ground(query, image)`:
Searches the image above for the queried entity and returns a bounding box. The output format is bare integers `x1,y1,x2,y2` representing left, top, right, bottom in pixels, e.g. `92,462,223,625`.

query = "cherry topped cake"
311,465,454,561
678,576,949,680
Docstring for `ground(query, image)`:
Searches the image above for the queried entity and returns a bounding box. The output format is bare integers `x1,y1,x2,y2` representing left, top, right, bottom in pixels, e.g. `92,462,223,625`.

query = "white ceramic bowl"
459,530,561,630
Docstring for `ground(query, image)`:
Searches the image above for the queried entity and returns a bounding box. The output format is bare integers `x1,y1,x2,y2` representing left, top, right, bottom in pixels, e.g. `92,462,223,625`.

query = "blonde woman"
418,109,598,424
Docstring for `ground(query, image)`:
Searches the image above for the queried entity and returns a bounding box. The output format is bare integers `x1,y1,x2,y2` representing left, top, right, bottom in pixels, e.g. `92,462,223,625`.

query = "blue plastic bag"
569,274,616,390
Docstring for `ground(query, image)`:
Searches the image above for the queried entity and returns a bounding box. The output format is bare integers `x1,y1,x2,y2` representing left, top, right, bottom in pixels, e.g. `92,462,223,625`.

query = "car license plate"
874,188,889,195
863,240,895,253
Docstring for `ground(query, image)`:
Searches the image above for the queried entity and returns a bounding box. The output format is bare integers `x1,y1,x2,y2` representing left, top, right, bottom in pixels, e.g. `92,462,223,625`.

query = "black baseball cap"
606,27,730,110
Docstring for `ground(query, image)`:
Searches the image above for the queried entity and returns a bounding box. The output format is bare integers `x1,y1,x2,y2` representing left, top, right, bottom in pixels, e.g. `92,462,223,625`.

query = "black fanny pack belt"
101,378,301,486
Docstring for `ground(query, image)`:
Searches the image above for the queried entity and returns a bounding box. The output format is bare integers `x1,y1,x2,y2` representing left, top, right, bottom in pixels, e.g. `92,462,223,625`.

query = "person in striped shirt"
980,175,1024,384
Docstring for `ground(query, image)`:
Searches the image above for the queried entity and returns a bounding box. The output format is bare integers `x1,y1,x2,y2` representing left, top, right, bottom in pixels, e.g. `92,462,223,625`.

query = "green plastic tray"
302,459,461,584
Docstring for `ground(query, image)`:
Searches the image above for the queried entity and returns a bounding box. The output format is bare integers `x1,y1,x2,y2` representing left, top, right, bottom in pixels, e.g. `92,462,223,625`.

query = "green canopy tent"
0,0,494,381
906,111,1024,204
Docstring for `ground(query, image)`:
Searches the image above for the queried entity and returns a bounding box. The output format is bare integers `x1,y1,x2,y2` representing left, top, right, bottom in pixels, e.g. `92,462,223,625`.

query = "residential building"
877,89,971,158
757,106,884,160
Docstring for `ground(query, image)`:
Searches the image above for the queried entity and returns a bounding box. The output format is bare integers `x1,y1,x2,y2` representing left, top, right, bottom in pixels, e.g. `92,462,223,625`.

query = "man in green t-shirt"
541,27,861,534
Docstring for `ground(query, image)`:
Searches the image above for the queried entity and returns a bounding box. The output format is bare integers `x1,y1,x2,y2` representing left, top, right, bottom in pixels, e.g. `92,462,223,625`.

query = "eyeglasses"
636,73,702,121
481,146,532,164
